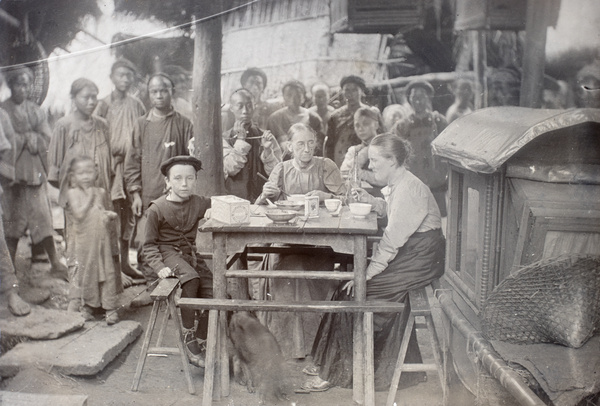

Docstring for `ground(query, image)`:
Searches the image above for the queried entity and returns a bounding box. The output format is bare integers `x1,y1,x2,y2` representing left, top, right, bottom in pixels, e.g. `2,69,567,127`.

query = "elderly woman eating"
257,122,346,359
301,132,445,392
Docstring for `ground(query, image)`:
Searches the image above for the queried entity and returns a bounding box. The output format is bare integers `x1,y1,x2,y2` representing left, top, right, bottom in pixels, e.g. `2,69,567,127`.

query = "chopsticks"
257,172,291,198
231,134,264,140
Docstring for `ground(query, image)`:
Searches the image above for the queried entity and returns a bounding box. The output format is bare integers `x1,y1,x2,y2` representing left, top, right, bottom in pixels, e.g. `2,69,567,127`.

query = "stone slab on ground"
0,306,85,340
0,320,142,377
0,391,88,406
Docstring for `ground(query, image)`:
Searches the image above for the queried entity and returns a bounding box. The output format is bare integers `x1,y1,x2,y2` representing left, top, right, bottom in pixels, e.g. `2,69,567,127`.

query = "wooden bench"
131,278,195,394
177,297,405,406
386,285,448,406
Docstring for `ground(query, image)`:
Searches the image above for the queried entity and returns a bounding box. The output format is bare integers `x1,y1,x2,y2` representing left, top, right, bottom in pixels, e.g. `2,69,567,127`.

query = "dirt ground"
1,239,476,406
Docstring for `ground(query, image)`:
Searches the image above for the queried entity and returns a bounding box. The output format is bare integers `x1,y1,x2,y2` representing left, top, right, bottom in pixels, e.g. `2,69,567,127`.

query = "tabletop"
200,204,379,235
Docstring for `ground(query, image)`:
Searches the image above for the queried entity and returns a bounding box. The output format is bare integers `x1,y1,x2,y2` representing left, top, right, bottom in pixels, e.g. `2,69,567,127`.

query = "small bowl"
265,209,297,223
349,203,372,218
324,199,342,212
274,200,304,211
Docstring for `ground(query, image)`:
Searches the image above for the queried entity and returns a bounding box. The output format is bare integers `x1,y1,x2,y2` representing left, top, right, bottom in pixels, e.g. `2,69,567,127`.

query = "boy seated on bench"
143,155,212,367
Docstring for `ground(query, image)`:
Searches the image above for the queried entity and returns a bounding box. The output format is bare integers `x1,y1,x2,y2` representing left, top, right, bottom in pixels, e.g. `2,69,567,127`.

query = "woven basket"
482,255,600,348
0,40,49,105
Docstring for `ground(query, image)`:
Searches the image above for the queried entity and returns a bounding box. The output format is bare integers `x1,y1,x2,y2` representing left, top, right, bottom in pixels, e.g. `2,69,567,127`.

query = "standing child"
65,156,122,324
445,79,473,123
143,155,212,367
340,107,380,182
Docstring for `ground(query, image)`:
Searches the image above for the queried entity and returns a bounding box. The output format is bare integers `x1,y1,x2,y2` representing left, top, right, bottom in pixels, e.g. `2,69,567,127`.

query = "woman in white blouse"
257,123,347,360
302,132,445,392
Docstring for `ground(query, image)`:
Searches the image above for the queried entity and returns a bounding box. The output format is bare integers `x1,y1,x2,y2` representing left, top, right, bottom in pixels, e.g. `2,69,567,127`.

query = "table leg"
364,312,375,406
203,309,219,406
212,234,229,399
292,279,305,358
353,235,367,405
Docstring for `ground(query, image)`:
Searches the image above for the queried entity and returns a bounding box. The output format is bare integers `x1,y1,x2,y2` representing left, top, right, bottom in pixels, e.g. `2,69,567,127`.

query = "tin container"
304,195,319,218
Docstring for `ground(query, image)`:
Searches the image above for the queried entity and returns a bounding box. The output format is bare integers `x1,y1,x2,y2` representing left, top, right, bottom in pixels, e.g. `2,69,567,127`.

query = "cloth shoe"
302,365,320,376
300,376,332,392
105,310,120,325
183,328,205,367
81,305,95,321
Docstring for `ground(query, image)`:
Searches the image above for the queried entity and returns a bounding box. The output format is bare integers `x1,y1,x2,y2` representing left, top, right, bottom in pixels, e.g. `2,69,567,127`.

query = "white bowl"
264,209,297,223
349,203,372,218
324,199,342,212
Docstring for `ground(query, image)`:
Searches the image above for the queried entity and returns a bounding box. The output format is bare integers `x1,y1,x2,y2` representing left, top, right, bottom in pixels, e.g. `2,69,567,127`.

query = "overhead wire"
0,0,261,72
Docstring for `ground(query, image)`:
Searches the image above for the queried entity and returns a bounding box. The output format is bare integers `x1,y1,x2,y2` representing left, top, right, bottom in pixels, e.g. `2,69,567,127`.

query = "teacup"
324,198,342,212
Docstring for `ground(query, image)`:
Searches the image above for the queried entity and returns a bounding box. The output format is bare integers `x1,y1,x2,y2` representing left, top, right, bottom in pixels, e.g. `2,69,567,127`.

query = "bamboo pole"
372,71,476,90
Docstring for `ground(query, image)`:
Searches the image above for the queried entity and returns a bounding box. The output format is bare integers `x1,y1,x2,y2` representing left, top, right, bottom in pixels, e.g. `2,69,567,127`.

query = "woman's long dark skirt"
310,229,445,391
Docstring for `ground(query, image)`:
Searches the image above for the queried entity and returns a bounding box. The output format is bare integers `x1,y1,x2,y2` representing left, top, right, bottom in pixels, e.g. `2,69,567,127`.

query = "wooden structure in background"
454,0,528,30
453,0,560,108
330,0,425,34
220,0,387,100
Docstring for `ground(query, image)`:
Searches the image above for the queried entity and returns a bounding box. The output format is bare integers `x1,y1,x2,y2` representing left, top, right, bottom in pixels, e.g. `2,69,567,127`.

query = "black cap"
340,75,367,92
405,79,434,99
241,67,268,88
160,156,203,176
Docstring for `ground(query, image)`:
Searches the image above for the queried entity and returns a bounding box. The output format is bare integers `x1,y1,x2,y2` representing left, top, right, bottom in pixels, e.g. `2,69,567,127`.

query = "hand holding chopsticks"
257,172,291,198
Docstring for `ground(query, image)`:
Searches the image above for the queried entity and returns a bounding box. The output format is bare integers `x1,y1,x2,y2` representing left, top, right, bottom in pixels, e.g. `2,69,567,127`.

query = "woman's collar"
388,165,407,187
291,157,315,171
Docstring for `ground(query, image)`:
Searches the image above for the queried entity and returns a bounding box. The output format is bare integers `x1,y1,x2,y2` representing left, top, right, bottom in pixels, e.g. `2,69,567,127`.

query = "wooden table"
199,205,379,404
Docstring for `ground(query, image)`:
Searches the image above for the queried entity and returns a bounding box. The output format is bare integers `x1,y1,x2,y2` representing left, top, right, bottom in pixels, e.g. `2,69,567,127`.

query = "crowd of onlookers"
0,56,598,389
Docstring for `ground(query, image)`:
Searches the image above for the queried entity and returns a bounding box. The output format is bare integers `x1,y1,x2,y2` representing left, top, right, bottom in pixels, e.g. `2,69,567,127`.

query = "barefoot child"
65,156,122,324
143,155,212,367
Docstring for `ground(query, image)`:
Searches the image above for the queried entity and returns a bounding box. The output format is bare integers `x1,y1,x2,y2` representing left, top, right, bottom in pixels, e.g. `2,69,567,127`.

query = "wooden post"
192,1,224,197
471,30,487,110
520,0,551,108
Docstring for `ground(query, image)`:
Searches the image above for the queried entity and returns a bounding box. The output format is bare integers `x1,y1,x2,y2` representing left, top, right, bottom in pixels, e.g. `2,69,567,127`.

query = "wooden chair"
131,278,195,394
386,284,448,406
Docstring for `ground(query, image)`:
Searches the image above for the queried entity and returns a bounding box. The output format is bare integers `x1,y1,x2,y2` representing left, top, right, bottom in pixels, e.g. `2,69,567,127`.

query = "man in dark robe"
124,74,193,300
392,79,448,216
223,88,281,201
95,58,146,281
267,80,323,159
325,75,384,167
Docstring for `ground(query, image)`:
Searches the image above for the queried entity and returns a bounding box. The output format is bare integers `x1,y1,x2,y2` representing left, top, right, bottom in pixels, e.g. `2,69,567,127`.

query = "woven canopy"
431,107,600,174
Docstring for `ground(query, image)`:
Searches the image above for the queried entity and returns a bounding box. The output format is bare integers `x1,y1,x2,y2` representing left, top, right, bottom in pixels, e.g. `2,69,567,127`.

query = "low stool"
131,278,195,394
386,284,448,406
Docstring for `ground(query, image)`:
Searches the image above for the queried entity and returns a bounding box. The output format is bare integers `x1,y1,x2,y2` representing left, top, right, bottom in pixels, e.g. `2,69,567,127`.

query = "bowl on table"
264,209,298,224
349,203,372,218
274,200,304,211
324,198,342,212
